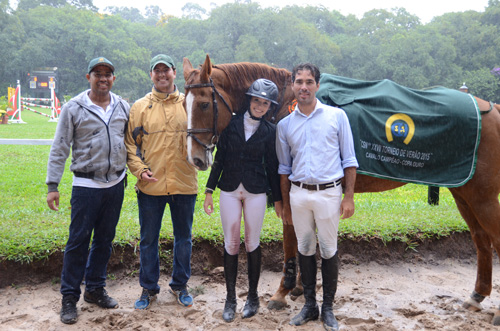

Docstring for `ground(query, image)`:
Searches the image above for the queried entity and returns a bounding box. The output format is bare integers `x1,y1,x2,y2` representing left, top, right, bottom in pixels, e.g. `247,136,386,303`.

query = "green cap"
150,54,175,71
88,57,114,73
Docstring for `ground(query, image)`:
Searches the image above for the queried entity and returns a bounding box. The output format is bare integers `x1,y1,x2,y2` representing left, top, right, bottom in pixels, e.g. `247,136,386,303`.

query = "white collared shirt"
83,89,116,124
244,111,261,141
276,99,358,184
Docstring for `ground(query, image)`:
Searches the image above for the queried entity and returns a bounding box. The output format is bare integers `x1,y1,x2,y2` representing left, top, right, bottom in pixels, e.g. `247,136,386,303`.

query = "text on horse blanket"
317,73,480,187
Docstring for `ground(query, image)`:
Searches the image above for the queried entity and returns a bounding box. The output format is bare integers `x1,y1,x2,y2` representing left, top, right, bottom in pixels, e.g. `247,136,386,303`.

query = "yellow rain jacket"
125,87,197,195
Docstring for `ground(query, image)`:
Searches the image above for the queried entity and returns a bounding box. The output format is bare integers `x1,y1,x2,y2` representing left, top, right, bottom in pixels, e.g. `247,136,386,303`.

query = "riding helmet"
246,79,279,105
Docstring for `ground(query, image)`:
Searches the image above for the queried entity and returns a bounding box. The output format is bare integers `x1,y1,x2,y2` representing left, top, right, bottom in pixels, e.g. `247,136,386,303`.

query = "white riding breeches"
290,184,343,259
220,183,267,255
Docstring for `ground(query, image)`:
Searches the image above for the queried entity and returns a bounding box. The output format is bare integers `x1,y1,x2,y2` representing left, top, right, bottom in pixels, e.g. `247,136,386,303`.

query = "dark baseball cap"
150,54,175,71
88,57,115,74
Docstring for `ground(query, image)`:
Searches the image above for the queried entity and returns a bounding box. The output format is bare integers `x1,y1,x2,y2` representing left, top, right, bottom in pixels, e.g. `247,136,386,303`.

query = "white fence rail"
0,139,53,145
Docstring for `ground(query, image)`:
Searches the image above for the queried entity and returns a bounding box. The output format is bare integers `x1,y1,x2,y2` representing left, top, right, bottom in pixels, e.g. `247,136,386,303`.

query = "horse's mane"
213,63,291,92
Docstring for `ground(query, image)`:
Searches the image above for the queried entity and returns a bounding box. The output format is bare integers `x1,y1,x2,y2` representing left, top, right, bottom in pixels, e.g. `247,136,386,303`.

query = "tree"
143,6,163,26
462,68,500,101
181,2,206,20
102,6,145,23
234,35,265,62
0,0,24,92
1,0,498,104
429,11,497,71
280,5,346,36
483,0,500,25
16,0,95,11
203,2,261,63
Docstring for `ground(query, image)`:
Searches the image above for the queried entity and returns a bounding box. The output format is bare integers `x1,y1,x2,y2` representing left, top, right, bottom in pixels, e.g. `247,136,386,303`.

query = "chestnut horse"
183,55,500,324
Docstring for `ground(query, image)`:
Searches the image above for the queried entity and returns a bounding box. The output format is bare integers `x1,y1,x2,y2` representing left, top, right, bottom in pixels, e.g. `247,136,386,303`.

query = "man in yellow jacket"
125,54,198,310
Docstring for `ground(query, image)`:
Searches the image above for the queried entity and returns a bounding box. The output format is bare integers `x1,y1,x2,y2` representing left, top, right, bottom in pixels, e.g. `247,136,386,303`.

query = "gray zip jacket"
46,90,130,192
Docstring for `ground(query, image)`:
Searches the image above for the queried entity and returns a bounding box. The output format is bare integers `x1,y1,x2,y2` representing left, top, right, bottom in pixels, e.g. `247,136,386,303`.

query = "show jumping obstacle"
8,80,60,123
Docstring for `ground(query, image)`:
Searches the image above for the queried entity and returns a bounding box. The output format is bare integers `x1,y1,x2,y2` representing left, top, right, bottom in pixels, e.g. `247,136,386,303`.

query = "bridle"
184,77,233,153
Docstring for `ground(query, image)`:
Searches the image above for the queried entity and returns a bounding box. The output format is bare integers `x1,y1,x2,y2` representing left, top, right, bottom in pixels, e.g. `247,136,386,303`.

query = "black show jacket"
205,113,282,202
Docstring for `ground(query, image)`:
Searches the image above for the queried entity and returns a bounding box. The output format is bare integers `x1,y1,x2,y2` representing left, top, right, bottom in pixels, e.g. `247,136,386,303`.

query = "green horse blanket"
317,74,481,187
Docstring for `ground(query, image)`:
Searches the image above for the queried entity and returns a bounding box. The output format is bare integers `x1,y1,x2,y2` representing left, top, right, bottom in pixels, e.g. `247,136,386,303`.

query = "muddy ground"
2,232,500,330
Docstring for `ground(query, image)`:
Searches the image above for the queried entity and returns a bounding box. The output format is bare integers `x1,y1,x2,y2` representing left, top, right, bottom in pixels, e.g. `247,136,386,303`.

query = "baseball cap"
150,54,175,71
88,57,115,74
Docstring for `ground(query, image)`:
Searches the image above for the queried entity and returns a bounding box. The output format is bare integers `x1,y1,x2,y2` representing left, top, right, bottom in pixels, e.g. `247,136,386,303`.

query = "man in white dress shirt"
276,62,358,331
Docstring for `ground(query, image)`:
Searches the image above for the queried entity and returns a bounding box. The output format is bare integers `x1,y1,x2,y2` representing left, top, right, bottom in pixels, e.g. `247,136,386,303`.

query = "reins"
184,77,233,153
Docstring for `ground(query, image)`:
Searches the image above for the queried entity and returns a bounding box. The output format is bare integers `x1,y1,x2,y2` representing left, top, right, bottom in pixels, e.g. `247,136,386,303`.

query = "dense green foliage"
0,0,499,102
0,109,468,263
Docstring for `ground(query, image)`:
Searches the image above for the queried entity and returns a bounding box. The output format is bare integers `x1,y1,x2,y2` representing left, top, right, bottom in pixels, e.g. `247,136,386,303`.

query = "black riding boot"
243,246,261,318
223,249,238,322
289,252,319,326
321,253,339,331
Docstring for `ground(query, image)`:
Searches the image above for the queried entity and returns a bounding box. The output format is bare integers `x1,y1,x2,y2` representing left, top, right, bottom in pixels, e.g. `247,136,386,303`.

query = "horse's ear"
200,54,212,83
183,57,193,81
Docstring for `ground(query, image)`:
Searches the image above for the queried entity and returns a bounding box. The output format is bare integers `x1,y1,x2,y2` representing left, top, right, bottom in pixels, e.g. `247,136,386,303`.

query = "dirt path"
2,257,500,330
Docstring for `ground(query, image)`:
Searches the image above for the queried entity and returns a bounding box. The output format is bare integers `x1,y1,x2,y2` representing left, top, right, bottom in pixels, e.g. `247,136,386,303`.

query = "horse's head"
183,55,295,170
183,55,235,171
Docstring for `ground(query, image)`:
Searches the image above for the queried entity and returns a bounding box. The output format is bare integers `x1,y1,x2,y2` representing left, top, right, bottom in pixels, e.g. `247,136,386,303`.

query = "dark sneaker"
60,295,78,324
134,288,157,310
170,288,193,307
84,288,118,309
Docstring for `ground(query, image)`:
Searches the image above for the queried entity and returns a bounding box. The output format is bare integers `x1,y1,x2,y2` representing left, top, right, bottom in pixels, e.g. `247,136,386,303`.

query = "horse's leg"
491,243,500,325
451,191,497,317
290,271,304,297
462,220,493,311
465,197,500,325
268,223,298,310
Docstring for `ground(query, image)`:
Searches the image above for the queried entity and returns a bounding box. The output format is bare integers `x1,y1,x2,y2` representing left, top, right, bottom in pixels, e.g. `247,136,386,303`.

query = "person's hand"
204,193,214,215
281,204,293,225
340,197,355,219
274,200,283,218
141,169,158,183
47,191,60,211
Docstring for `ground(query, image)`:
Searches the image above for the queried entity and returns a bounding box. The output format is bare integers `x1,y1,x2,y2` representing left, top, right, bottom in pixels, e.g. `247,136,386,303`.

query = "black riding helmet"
246,79,279,105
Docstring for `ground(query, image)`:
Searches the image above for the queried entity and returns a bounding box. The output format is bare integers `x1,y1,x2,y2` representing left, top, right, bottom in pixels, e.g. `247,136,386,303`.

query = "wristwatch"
204,188,214,194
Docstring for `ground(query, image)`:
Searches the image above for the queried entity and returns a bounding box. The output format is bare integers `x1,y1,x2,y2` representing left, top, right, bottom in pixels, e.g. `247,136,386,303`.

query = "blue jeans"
60,179,124,298
137,191,197,293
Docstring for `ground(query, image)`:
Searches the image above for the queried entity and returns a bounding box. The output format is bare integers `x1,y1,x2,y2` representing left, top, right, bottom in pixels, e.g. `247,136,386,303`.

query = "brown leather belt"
292,179,342,191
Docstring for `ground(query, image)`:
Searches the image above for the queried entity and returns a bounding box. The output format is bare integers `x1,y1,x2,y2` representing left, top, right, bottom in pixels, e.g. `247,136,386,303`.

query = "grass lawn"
0,108,468,263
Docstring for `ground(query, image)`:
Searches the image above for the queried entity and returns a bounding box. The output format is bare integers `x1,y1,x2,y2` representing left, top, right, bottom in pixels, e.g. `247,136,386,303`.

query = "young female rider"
203,78,283,322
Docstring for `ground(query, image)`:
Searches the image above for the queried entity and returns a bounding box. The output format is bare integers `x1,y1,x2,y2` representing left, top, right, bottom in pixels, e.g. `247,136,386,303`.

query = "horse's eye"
201,102,210,110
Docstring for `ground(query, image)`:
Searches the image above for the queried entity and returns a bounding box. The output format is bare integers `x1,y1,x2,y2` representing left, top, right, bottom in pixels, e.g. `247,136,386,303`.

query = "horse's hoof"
462,297,483,312
268,300,287,310
290,287,304,297
492,310,500,326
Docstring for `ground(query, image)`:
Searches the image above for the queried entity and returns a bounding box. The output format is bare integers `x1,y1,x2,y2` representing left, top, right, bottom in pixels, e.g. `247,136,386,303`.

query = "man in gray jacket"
46,57,130,325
